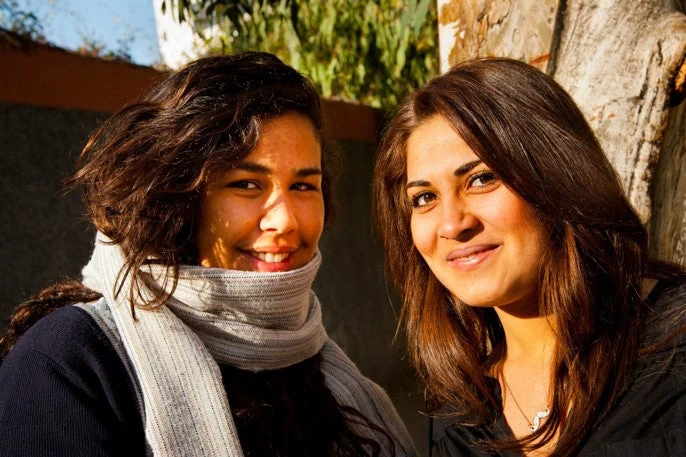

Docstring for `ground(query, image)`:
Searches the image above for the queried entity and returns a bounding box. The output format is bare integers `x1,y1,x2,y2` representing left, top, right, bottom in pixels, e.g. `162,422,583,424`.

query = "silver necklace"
502,376,550,432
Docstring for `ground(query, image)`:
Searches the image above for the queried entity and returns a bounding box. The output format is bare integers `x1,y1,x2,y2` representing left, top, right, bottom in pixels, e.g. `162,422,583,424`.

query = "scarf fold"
144,255,328,371
81,233,416,457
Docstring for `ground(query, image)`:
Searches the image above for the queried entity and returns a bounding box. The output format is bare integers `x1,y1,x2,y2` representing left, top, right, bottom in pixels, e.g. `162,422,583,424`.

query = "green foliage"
161,0,437,112
76,36,134,62
0,0,45,42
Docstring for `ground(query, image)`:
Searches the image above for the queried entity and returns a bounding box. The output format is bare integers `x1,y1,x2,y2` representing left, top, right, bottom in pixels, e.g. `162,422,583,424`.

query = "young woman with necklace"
374,57,686,456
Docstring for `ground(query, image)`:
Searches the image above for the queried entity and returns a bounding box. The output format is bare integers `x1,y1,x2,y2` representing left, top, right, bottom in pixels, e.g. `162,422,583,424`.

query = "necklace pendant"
529,408,551,432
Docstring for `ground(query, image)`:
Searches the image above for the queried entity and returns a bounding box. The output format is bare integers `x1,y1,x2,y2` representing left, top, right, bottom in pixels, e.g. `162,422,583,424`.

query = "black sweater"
0,303,394,456
431,279,686,457
0,305,146,456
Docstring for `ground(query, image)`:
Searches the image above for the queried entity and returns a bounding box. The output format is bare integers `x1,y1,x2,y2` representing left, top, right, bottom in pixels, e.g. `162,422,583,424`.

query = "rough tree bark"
437,0,686,266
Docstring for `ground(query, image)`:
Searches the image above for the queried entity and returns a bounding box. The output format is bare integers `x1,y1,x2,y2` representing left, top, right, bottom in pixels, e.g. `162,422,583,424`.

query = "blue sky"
13,0,161,66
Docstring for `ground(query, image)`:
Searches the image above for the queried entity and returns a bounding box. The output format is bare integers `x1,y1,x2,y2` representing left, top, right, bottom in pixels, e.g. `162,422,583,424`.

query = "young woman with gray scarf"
0,52,416,457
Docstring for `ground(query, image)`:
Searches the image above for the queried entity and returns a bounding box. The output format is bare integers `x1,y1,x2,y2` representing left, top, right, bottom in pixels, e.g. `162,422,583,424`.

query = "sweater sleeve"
0,305,146,456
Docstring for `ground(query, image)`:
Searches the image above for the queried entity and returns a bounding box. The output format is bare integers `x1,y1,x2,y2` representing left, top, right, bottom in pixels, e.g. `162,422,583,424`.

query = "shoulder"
0,304,145,456
0,302,136,403
582,367,686,457
319,341,419,456
2,303,130,377
642,277,686,351
581,279,686,455
7,304,112,356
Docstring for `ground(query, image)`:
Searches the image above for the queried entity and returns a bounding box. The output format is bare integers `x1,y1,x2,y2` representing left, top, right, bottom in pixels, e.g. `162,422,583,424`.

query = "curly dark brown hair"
74,51,337,309
2,52,394,456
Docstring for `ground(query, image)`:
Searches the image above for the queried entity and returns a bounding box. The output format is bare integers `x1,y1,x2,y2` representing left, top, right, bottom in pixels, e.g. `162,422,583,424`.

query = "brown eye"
411,191,436,208
227,180,259,190
468,171,498,188
291,182,318,191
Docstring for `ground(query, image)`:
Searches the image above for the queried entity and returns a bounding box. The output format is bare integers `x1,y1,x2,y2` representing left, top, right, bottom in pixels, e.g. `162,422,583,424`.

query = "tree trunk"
437,0,686,265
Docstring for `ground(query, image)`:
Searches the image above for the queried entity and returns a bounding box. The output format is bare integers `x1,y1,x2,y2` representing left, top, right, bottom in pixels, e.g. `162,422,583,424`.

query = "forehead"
244,113,322,166
406,115,479,177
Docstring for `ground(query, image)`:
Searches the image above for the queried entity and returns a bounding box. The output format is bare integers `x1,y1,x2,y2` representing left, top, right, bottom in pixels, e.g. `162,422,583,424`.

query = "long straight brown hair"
374,57,684,455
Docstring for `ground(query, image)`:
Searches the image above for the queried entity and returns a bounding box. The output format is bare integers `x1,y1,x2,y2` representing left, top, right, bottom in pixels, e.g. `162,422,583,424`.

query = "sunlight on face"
406,115,547,314
195,113,325,272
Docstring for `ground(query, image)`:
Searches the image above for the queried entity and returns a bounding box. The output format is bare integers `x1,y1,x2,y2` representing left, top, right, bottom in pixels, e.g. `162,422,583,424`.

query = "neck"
494,303,556,366
493,298,558,444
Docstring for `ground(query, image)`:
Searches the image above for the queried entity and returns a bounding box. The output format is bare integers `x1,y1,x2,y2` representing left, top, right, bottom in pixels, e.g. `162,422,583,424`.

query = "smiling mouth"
456,249,491,261
447,245,499,268
254,252,290,263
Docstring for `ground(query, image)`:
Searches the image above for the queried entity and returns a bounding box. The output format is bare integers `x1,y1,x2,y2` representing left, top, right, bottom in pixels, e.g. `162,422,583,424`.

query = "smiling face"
195,113,325,272
405,115,548,313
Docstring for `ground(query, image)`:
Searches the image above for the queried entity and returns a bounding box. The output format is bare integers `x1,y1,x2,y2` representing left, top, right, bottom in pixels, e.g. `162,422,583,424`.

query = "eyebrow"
405,179,430,190
232,162,270,173
454,160,482,177
232,161,322,177
405,159,483,191
295,167,323,178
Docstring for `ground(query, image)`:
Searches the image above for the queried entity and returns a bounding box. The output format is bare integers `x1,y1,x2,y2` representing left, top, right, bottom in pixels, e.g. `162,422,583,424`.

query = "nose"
259,195,298,233
437,199,478,240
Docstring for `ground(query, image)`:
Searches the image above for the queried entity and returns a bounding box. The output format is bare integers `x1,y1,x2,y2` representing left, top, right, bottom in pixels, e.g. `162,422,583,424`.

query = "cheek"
483,191,534,232
409,215,433,255
299,198,325,243
491,197,548,260
198,197,251,243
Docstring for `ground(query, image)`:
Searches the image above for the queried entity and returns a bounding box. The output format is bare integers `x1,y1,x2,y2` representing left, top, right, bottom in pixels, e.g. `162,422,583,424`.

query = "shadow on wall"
0,102,98,320
316,139,429,454
0,39,429,455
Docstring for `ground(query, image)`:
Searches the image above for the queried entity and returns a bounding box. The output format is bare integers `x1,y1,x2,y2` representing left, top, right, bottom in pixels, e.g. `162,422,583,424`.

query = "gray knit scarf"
80,233,416,457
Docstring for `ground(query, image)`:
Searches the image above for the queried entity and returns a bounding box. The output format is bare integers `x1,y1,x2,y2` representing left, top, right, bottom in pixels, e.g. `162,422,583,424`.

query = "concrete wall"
315,139,428,453
1,102,99,317
0,38,428,454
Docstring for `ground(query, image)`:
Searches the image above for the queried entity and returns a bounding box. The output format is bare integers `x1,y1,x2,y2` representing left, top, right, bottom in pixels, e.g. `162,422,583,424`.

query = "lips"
242,247,296,272
254,252,290,263
446,244,499,270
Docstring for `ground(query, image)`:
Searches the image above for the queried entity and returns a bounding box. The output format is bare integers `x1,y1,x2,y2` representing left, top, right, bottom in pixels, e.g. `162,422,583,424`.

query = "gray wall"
315,139,428,453
0,101,428,454
1,102,99,315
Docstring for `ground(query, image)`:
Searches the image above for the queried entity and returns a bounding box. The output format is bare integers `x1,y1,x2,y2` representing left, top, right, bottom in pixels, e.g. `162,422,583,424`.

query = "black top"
0,304,369,456
0,306,147,456
431,279,686,457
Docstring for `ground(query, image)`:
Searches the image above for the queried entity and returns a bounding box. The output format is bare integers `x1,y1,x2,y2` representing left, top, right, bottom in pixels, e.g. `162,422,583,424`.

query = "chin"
455,298,500,309
450,287,503,309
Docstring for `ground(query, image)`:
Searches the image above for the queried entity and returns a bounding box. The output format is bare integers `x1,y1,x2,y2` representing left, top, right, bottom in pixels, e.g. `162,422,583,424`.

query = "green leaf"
171,0,437,112
413,0,430,37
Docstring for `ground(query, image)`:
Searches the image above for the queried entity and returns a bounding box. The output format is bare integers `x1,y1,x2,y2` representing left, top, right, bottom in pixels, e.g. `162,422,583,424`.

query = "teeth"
256,252,289,263
456,251,485,262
